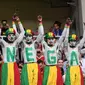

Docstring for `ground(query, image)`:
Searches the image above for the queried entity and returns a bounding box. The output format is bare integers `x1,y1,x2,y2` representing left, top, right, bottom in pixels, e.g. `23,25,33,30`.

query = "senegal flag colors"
65,66,84,85
43,65,63,85
0,64,2,85
21,63,42,85
1,62,20,85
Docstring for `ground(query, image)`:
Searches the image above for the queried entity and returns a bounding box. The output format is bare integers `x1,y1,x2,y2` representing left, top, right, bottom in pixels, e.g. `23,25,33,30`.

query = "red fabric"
37,55,44,62
40,67,44,83
37,64,42,85
14,63,20,85
0,64,2,84
80,67,84,85
56,66,63,85
37,43,42,50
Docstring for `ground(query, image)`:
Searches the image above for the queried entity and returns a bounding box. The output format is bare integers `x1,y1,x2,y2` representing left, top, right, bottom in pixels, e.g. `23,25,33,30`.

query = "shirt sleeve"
0,36,7,46
56,25,70,47
12,21,19,37
14,22,24,44
77,29,85,48
36,22,44,42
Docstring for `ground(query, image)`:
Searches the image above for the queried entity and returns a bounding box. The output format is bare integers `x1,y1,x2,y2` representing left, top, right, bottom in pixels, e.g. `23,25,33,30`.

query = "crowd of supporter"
0,16,85,85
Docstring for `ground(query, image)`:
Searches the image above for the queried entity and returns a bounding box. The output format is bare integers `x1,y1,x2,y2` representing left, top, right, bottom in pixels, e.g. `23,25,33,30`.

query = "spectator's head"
18,63,23,74
37,49,42,57
6,28,16,43
45,32,56,46
24,29,33,44
37,60,44,69
1,20,7,26
57,59,64,68
53,21,61,30
68,34,78,48
1,20,9,29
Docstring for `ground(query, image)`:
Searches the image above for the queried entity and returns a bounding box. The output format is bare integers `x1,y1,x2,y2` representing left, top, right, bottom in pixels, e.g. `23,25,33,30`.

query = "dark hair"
1,20,7,23
37,51,41,54
54,21,61,27
37,60,43,64
57,59,63,62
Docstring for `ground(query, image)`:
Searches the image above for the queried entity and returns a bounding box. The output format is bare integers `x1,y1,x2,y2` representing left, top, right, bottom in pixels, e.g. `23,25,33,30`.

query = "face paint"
25,35,33,44
47,38,55,46
69,41,77,47
7,34,16,42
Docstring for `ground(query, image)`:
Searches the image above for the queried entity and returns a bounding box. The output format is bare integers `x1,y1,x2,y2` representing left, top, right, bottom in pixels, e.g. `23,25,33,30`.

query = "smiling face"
57,59,63,68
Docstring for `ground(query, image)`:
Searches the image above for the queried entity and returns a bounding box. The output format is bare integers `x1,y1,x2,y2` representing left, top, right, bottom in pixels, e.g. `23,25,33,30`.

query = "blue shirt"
52,28,62,36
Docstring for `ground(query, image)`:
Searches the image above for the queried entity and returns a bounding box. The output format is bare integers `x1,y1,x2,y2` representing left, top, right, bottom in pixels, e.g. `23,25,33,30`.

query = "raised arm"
58,18,72,46
0,27,1,36
64,25,70,44
77,29,85,48
57,24,70,47
36,15,44,42
0,36,7,46
12,18,19,37
80,48,85,54
14,17,24,44
0,24,7,45
0,24,3,36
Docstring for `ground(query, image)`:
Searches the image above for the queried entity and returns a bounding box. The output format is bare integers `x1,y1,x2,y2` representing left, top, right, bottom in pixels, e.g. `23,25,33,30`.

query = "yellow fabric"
47,66,57,85
72,34,76,40
27,63,38,85
7,63,14,85
70,66,81,85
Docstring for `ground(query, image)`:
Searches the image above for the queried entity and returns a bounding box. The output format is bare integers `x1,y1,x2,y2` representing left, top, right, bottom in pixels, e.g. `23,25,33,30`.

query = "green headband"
6,28,16,36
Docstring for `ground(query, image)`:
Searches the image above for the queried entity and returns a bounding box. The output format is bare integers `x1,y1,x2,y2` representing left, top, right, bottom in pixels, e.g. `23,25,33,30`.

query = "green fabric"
43,66,50,85
21,64,29,85
6,28,15,36
65,66,71,85
1,63,8,85
6,47,15,62
68,36,74,41
47,50,56,64
25,48,34,62
45,32,54,39
70,51,78,66
68,34,77,41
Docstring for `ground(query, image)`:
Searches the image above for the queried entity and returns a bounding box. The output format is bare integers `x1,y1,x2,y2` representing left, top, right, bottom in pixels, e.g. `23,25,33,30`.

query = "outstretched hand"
37,15,42,22
12,13,20,22
66,18,72,26
15,16,20,22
